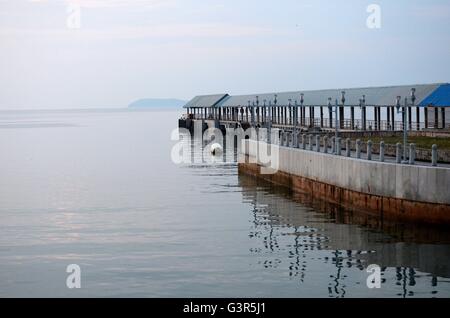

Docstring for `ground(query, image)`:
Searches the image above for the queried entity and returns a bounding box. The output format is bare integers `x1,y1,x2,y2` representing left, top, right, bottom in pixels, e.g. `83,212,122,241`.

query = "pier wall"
241,140,450,224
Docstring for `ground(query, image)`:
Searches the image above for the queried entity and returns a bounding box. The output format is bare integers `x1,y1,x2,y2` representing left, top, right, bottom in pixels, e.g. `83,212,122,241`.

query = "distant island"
128,98,187,108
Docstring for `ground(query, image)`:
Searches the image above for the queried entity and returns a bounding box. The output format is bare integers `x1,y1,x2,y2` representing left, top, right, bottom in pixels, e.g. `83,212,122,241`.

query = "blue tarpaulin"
419,84,450,107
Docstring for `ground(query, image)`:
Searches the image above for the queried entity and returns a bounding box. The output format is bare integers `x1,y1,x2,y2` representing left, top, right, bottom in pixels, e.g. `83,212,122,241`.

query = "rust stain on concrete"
238,162,450,225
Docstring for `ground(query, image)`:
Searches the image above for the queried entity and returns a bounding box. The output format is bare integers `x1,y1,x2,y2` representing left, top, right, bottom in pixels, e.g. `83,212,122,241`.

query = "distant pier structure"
180,83,450,132
179,84,450,224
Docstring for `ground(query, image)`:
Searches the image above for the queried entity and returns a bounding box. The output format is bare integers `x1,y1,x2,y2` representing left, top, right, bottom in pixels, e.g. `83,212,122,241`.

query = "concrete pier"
240,139,450,225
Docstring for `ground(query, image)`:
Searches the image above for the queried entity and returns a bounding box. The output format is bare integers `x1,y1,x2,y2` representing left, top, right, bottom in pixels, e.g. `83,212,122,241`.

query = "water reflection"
239,173,450,297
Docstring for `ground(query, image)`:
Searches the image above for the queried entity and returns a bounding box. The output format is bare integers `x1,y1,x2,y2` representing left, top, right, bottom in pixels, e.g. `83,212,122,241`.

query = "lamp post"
288,98,292,126
300,93,304,127
361,95,366,130
341,91,346,130
328,97,339,154
256,96,260,125
268,100,272,144
247,100,251,124
359,94,367,130
294,100,298,146
410,88,416,130
274,94,278,125
395,95,409,163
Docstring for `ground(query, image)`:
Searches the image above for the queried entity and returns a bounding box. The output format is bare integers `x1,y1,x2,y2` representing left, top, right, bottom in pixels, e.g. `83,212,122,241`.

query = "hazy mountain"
128,98,187,108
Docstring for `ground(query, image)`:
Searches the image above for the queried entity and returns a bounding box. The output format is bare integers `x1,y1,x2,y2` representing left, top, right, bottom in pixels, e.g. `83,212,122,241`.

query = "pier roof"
186,83,450,108
184,94,228,108
419,84,450,107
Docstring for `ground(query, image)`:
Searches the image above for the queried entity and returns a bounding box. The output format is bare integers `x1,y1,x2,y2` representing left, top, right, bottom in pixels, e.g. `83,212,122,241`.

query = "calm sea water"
0,109,449,298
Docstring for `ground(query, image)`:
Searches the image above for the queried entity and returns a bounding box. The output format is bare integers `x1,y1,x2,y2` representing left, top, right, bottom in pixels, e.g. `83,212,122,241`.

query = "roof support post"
362,107,367,131
329,104,333,128
434,107,439,129
416,106,420,131
320,106,324,128
391,106,395,131
408,106,412,130
350,106,355,130
387,106,391,130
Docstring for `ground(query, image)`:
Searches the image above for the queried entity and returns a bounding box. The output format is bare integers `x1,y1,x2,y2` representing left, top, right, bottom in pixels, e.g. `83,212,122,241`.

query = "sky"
0,0,449,109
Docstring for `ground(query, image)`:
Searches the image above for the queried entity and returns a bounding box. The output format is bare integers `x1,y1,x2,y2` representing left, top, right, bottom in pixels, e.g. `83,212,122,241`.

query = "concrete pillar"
331,137,335,154
409,143,416,165
323,136,329,154
356,139,361,159
296,132,301,148
396,143,402,163
367,140,373,160
302,134,306,150
346,138,351,157
380,141,385,162
316,135,320,152
432,144,438,167
336,138,341,156
308,135,313,151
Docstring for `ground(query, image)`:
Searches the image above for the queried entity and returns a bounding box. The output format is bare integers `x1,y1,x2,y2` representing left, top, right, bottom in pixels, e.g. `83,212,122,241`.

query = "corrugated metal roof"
419,84,450,107
184,94,228,108
217,84,443,107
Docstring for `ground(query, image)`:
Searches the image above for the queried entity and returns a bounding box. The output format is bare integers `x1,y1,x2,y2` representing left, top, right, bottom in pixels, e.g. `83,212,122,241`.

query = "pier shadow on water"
183,131,450,298
238,169,450,298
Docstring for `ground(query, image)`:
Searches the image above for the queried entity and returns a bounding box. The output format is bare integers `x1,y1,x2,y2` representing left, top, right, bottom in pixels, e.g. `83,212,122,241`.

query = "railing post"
346,138,351,157
396,143,402,163
432,144,438,167
380,141,385,162
336,137,341,156
323,136,329,154
356,139,361,159
367,140,373,160
302,134,306,150
309,135,313,151
316,135,320,152
409,143,416,165
331,137,335,154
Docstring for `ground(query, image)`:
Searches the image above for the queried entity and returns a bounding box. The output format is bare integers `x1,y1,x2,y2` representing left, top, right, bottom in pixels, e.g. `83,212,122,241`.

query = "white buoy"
211,143,223,156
